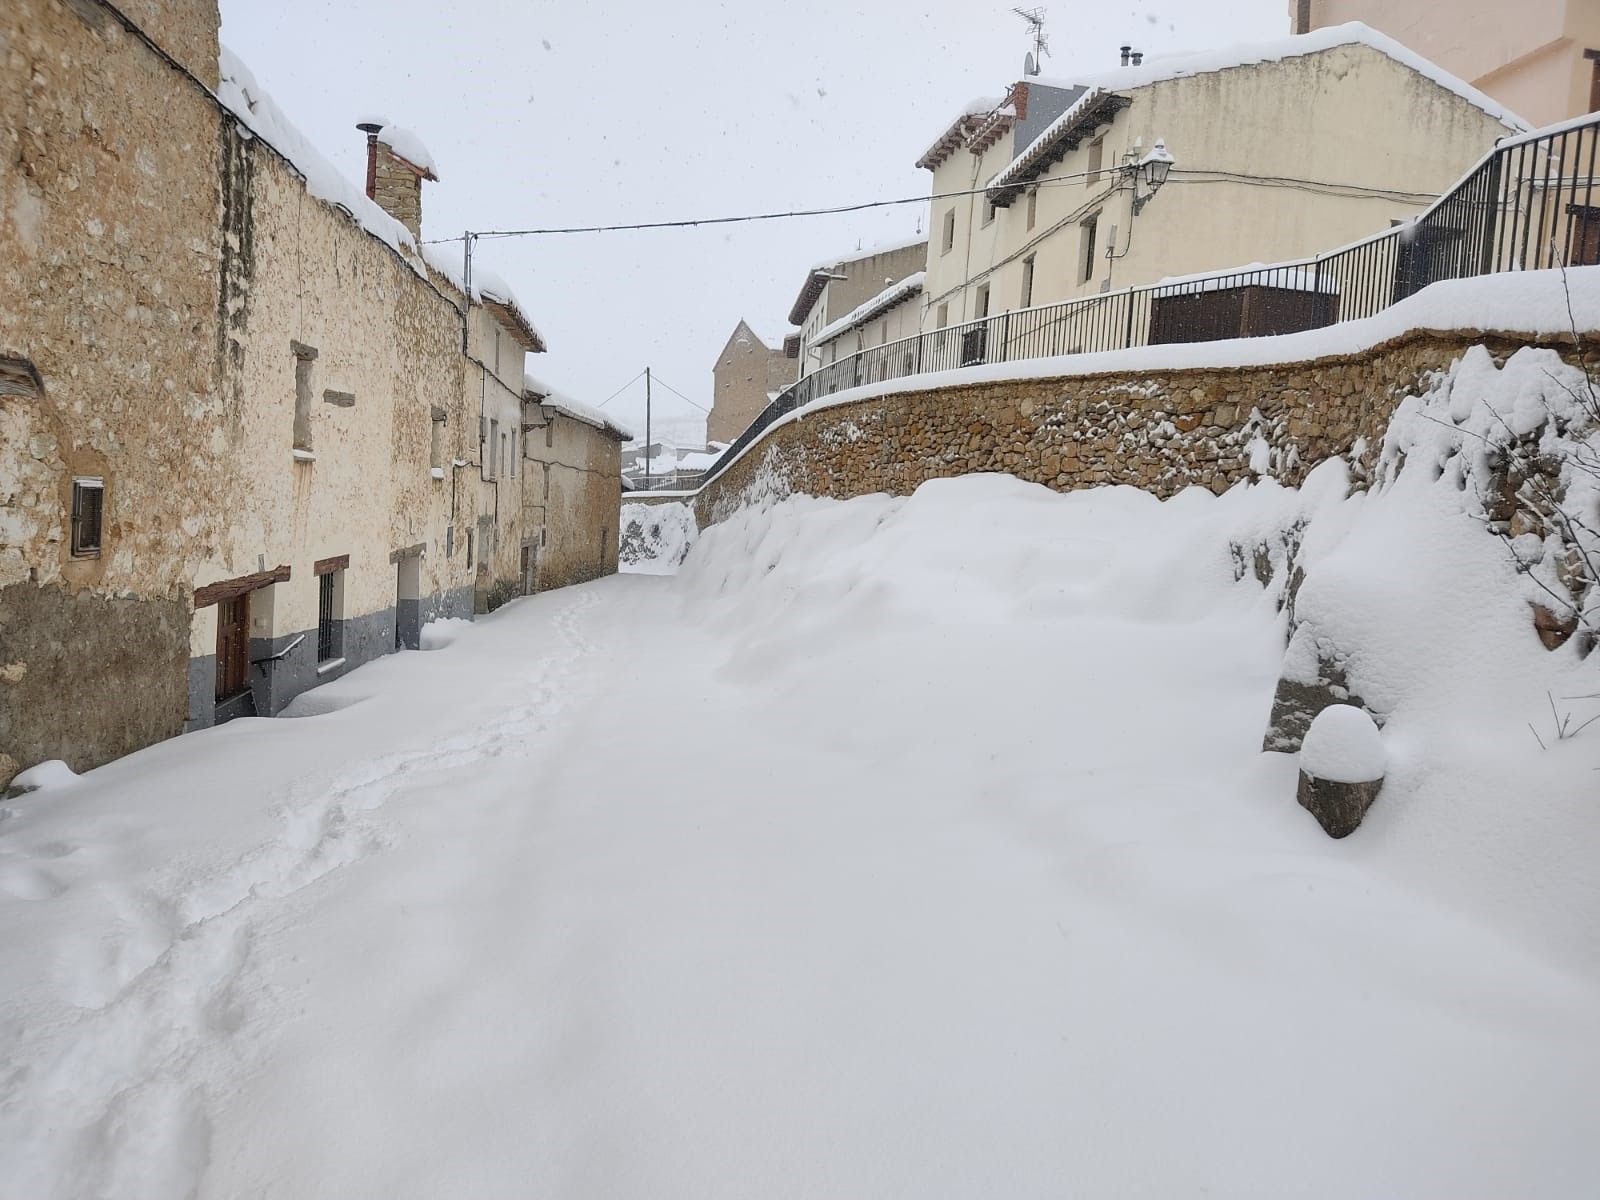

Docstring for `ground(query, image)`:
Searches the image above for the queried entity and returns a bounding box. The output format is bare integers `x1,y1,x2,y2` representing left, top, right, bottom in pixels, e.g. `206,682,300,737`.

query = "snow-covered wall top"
808,234,929,272
695,267,1600,496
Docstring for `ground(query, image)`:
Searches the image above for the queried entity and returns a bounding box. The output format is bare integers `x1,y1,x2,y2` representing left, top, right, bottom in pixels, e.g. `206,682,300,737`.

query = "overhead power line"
421,167,1440,243
647,374,711,414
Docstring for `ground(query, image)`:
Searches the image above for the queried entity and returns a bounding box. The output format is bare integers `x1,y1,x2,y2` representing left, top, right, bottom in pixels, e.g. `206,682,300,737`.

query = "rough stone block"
1297,771,1382,838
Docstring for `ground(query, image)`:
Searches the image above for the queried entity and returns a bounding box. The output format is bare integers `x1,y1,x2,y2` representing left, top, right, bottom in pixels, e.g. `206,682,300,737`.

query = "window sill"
292,448,316,463
430,466,445,480
316,656,346,675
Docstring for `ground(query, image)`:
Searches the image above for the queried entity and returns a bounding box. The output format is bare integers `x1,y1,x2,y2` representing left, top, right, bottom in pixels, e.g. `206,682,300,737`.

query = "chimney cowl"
1119,44,1131,66
1130,49,1144,65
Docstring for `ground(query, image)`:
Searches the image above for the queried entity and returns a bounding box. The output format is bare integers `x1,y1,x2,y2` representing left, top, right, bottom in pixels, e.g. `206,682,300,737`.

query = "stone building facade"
522,384,628,589
709,321,794,443
0,0,619,786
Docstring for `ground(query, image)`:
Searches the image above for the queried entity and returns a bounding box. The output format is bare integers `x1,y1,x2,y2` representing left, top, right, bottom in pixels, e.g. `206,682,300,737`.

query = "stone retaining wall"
689,330,1600,526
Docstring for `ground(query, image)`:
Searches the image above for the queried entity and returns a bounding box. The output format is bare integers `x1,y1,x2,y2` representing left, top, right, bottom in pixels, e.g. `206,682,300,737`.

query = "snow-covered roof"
983,23,1528,207
215,46,543,342
217,46,416,261
807,233,929,272
813,272,926,346
377,126,439,180
916,95,1006,170
985,86,1128,204
523,372,632,440
1031,23,1527,131
475,266,545,352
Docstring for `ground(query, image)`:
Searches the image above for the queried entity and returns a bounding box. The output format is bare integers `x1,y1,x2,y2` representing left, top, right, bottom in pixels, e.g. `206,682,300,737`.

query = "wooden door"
215,594,250,700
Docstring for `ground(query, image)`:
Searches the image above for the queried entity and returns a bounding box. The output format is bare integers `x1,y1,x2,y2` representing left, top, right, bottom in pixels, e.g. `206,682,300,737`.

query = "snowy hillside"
1,345,1597,1196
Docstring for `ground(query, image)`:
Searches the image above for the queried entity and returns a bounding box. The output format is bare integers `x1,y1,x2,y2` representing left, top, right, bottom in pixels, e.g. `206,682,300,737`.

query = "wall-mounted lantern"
1126,139,1176,215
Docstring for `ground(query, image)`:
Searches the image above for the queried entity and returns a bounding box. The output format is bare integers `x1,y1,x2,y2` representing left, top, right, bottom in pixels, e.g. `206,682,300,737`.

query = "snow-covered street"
4,473,1599,1198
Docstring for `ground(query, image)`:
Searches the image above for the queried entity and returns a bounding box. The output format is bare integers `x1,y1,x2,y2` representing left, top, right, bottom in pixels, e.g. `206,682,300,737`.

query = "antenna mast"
1013,7,1049,75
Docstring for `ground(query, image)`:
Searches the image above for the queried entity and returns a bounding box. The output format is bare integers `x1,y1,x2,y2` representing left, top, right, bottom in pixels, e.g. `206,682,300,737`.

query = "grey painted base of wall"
186,585,474,730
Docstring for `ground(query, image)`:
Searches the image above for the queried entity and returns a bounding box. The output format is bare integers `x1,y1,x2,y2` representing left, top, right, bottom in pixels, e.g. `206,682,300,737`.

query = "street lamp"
1129,139,1175,214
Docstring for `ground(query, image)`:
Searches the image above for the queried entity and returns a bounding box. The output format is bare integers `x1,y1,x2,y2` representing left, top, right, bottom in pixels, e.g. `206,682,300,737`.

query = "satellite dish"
1024,50,1037,76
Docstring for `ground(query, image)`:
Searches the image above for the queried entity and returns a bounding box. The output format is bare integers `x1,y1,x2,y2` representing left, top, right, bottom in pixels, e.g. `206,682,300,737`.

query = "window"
466,529,475,569
936,302,949,329
878,319,889,345
501,431,509,479
316,568,345,663
941,209,956,253
1087,137,1104,187
1589,49,1600,113
70,476,104,557
292,341,317,452
981,197,996,227
974,283,990,320
487,418,499,479
1080,214,1099,284
1026,188,1038,231
430,409,446,472
1020,255,1035,308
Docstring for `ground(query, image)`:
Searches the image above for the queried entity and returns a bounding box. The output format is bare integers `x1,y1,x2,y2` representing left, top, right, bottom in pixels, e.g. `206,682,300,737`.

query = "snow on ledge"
695,267,1600,494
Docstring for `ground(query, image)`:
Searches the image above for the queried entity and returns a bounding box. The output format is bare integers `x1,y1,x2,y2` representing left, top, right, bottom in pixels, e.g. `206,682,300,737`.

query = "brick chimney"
356,121,439,240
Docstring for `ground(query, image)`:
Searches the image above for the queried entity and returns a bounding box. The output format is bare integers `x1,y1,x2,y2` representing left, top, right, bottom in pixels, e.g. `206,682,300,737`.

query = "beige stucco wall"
195,128,473,655
2,0,225,778
523,412,622,589
1304,0,1597,127
923,43,1517,335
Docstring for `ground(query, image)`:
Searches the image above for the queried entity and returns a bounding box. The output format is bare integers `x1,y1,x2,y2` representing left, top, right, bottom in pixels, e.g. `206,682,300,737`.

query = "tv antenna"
1014,6,1049,76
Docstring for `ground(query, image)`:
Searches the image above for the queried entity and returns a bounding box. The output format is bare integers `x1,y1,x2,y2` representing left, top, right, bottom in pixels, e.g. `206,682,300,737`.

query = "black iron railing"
693,113,1600,492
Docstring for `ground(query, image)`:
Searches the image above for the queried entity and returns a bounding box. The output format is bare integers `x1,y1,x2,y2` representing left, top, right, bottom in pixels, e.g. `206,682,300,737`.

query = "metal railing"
698,113,1600,490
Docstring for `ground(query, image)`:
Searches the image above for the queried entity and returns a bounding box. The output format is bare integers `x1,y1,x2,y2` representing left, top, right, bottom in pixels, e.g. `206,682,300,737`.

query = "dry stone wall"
691,330,1600,527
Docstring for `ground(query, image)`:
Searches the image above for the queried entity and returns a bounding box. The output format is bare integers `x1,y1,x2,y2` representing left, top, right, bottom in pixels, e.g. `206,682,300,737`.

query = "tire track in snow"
0,588,603,1199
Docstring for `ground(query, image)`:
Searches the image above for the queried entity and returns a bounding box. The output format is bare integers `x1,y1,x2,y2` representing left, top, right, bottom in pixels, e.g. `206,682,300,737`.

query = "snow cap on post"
1296,704,1385,839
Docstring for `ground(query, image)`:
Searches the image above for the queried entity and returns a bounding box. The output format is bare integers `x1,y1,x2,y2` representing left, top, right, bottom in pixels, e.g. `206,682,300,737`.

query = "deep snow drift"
1,355,1597,1197
619,500,698,574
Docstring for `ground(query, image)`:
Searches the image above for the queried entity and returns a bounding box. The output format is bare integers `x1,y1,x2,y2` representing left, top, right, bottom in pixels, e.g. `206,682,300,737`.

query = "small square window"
71,477,104,557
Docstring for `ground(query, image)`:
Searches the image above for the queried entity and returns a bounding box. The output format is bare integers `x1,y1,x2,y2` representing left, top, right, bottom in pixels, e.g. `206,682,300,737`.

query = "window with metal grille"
71,477,104,557
316,570,343,663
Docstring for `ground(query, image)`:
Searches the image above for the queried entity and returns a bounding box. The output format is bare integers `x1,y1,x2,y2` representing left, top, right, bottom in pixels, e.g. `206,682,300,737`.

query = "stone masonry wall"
2,0,225,781
691,330,1600,527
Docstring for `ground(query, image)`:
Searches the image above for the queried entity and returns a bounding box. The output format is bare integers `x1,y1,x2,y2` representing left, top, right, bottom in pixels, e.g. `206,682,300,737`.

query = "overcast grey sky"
218,0,1285,440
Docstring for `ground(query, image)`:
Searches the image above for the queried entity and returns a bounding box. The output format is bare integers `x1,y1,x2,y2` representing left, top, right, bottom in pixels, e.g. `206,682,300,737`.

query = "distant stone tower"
709,320,794,444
